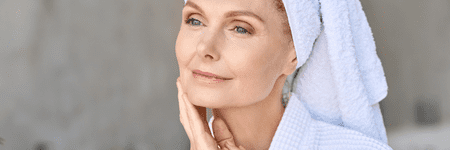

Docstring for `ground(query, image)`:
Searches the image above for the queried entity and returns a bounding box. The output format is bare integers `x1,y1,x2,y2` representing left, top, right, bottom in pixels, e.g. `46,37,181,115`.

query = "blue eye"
185,17,252,35
234,26,251,35
185,18,202,26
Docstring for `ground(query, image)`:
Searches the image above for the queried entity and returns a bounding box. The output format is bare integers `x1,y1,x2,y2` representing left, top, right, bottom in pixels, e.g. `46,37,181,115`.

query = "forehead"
185,0,279,20
187,0,272,9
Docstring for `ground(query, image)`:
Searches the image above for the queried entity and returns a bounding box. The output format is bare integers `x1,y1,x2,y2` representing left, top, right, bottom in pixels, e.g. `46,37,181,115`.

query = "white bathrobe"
208,92,393,150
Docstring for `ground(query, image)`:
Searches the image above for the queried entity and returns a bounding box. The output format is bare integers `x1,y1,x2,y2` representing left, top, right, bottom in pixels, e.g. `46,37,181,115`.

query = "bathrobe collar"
269,92,316,149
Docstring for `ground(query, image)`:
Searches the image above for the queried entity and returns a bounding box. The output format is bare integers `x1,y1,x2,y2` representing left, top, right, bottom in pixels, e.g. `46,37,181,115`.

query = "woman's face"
176,0,297,108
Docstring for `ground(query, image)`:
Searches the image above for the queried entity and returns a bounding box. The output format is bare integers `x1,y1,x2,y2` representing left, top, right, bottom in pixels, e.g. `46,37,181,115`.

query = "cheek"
226,45,269,74
229,55,279,104
176,30,199,94
239,73,276,103
175,30,196,68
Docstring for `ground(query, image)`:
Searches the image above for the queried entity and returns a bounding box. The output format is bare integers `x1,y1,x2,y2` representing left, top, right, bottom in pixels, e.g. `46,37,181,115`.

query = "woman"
175,0,392,149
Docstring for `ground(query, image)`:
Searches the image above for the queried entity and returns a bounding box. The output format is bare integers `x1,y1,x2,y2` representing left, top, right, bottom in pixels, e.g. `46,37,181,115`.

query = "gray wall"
0,0,187,149
362,0,450,149
0,0,448,149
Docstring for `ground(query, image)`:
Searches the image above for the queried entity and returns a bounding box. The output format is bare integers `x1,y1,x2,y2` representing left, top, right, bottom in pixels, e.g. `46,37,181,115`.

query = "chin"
187,94,229,108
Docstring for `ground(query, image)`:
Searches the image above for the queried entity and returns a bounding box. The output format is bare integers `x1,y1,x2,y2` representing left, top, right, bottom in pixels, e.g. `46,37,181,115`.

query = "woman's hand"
177,77,246,150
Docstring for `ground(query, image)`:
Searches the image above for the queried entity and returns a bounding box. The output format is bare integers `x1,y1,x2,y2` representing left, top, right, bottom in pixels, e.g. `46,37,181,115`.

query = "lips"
192,70,232,80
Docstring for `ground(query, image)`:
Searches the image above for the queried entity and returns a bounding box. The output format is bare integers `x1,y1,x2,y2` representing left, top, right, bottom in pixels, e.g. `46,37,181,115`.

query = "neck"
212,75,287,150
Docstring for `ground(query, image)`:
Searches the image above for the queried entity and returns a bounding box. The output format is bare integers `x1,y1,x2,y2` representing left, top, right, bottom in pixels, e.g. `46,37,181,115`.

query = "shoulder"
313,120,393,150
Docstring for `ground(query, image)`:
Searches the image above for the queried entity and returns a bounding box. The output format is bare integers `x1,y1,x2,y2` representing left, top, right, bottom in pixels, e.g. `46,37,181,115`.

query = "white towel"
283,0,389,144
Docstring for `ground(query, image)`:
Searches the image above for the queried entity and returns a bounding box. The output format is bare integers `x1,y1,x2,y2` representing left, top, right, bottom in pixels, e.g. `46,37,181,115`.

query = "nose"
196,29,223,62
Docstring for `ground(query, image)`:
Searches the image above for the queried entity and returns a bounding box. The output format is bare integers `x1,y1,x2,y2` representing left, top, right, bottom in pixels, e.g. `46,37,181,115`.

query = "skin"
175,0,297,149
178,78,244,150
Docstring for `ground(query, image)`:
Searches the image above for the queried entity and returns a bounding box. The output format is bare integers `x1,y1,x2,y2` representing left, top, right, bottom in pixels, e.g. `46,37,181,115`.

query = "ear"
282,40,298,76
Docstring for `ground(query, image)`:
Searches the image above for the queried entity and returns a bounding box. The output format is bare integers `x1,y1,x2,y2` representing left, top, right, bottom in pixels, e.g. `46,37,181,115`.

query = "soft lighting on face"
176,0,295,108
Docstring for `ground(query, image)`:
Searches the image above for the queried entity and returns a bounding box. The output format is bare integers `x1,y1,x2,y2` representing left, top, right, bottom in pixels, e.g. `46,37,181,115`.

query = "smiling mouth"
192,72,231,80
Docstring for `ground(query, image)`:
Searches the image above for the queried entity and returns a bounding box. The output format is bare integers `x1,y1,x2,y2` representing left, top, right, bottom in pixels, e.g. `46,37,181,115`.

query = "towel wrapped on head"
283,0,389,144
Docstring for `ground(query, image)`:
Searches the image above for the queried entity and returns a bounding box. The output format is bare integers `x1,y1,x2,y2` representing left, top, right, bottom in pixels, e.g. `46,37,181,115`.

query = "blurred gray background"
0,0,448,149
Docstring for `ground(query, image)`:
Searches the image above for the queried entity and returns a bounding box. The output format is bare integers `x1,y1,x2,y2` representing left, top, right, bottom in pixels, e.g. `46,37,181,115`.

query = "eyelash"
184,17,252,35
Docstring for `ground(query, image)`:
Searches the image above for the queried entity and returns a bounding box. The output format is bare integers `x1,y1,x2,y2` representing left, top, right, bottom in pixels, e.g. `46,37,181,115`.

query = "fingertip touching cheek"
175,0,292,108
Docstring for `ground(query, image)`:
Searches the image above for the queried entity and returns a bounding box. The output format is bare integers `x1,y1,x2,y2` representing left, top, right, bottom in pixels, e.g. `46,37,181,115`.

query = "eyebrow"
184,1,265,23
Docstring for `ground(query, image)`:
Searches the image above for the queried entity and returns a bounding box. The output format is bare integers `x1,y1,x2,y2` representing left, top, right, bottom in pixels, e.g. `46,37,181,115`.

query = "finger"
195,105,211,134
178,77,210,135
183,94,217,148
225,142,246,150
212,117,239,149
177,80,195,146
219,145,228,150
